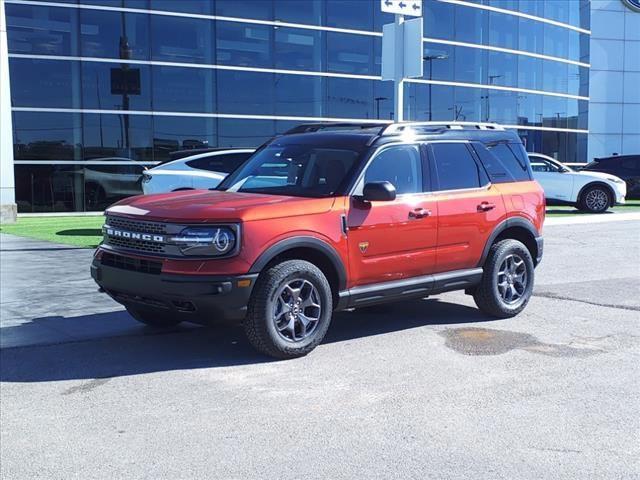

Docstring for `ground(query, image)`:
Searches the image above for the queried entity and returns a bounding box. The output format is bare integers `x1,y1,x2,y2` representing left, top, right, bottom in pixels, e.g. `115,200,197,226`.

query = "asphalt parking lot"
1,219,639,479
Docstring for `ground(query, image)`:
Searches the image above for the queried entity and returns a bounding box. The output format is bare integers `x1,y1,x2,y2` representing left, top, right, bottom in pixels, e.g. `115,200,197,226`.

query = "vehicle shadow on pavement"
0,298,492,383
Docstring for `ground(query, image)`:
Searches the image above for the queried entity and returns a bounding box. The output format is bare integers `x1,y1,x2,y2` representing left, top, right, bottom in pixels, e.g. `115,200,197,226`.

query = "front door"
346,144,438,287
427,141,506,273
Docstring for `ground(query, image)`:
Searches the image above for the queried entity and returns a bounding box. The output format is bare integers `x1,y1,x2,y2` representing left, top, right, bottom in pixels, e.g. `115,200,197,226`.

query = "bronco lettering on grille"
105,228,165,243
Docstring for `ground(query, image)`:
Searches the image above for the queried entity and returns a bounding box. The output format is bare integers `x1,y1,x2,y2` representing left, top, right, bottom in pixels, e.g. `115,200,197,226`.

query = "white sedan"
528,153,626,213
142,149,254,194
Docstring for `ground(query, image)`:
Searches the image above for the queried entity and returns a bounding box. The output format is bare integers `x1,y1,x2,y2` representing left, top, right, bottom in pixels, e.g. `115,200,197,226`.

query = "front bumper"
91,252,257,324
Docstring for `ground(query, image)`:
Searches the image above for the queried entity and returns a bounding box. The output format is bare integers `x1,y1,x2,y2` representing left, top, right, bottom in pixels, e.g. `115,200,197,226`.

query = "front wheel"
578,185,611,213
244,260,333,359
473,239,534,318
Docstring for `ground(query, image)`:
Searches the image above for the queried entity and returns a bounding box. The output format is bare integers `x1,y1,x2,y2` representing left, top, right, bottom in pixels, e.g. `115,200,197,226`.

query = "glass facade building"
5,0,591,212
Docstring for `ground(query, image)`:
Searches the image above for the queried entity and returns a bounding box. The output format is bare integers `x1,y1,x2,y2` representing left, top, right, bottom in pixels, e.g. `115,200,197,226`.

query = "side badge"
359,242,369,254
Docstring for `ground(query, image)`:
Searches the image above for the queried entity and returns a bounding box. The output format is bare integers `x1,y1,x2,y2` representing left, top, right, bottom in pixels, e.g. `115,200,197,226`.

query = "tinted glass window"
80,10,149,60
470,142,513,183
221,144,361,197
187,152,252,174
431,143,483,190
621,157,640,171
364,145,423,195
6,4,77,56
486,143,530,181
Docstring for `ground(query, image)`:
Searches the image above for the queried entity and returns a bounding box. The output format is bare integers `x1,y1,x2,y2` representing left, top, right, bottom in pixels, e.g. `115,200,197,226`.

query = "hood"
106,190,336,223
573,170,623,182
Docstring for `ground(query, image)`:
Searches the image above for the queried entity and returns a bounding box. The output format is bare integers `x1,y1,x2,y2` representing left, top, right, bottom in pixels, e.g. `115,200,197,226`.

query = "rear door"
427,141,506,273
346,143,438,286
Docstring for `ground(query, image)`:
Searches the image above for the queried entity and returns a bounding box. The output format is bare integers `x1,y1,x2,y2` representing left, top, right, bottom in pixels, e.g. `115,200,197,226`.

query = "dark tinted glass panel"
275,75,324,116
82,0,149,8
187,152,252,174
422,44,454,81
216,0,273,20
423,0,454,40
82,114,153,161
82,62,151,110
326,77,373,120
153,117,217,161
489,12,518,49
217,70,275,115
150,0,213,14
274,0,323,25
10,58,77,108
404,84,454,122
326,0,373,30
152,66,215,112
80,10,149,59
216,22,272,68
454,5,487,45
365,146,423,195
432,143,482,190
15,164,84,213
83,163,145,210
327,33,374,74
275,28,322,71
6,4,77,55
486,143,530,180
488,51,517,88
454,46,487,84
518,17,543,54
373,81,393,121
543,24,569,59
217,119,275,148
151,15,214,62
13,112,82,160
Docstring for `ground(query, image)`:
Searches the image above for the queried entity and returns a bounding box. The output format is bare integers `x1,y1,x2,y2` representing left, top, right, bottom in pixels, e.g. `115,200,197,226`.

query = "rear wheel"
244,260,333,359
126,307,182,328
578,185,611,213
473,239,534,318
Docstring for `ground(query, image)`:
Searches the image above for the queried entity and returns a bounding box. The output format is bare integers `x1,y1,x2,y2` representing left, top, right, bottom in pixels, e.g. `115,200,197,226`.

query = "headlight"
607,177,624,184
170,226,237,257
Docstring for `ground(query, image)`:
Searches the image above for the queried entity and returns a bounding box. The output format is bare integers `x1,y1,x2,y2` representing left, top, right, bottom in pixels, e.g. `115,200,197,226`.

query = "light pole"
423,54,448,121
483,74,503,122
374,97,388,120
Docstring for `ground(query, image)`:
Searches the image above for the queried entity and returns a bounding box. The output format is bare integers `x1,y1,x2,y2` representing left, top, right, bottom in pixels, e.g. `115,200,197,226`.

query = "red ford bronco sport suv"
92,122,544,359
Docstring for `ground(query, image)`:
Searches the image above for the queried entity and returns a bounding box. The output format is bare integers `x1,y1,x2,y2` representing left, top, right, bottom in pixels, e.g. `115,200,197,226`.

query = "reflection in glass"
151,15,214,62
10,58,78,108
152,117,217,161
83,114,153,161
13,112,82,160
152,66,215,113
80,10,149,60
6,4,77,56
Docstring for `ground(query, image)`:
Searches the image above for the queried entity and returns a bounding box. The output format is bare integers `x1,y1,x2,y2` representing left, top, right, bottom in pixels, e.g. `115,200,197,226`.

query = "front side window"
187,152,252,174
530,158,561,173
360,145,423,195
219,144,361,198
431,143,485,191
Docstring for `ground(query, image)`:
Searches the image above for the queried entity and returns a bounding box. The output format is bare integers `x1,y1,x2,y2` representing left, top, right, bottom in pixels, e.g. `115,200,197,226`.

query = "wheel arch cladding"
479,218,540,267
249,237,347,301
578,182,615,205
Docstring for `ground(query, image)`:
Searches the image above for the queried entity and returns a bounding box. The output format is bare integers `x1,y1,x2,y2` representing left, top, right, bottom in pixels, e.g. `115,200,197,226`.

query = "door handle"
477,202,496,212
408,208,432,219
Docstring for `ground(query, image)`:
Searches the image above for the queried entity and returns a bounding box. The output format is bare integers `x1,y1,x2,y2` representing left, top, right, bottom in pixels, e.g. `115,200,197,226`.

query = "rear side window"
187,152,252,174
430,143,487,191
485,143,531,181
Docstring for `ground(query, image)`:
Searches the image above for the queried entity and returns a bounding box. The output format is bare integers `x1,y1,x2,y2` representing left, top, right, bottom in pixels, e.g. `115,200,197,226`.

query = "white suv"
142,149,254,194
529,153,626,213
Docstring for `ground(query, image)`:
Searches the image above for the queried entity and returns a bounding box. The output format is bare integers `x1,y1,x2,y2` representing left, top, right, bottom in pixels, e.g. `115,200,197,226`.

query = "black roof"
276,122,522,150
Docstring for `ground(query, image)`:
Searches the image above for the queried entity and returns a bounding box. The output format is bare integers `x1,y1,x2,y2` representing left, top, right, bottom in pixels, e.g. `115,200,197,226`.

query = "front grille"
107,236,165,253
102,252,162,275
104,215,168,254
106,215,166,235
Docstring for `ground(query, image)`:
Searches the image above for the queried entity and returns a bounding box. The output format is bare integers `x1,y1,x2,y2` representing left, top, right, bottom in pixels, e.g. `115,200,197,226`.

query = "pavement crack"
533,292,640,311
62,377,112,395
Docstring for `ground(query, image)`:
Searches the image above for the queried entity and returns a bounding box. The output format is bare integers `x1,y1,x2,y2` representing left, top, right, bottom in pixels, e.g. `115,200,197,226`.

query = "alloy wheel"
585,188,608,212
497,254,528,305
273,279,322,342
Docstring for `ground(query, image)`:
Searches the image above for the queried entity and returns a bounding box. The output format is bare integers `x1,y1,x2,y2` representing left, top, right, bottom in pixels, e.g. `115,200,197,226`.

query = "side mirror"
362,181,396,202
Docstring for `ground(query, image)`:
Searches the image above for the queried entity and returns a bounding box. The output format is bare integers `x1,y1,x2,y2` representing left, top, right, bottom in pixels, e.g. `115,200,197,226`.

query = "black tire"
473,239,534,318
244,260,333,359
577,185,611,213
126,307,182,328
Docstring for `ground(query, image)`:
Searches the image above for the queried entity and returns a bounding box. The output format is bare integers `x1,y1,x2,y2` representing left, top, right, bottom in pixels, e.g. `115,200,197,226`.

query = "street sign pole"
381,0,423,123
394,14,404,122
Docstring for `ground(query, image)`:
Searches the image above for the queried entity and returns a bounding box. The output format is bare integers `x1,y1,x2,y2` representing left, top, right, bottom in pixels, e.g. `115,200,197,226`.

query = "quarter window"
431,143,485,191
487,143,531,181
362,145,423,195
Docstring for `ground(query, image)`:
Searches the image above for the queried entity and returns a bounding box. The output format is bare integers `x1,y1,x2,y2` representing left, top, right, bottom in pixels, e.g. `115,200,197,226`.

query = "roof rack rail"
283,122,390,135
381,121,505,136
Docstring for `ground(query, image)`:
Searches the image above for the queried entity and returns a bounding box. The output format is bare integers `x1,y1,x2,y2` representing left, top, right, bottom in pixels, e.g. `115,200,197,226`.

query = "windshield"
217,144,362,197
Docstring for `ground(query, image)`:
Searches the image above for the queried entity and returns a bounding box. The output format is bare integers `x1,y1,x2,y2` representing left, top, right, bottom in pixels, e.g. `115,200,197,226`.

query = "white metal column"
0,0,16,223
